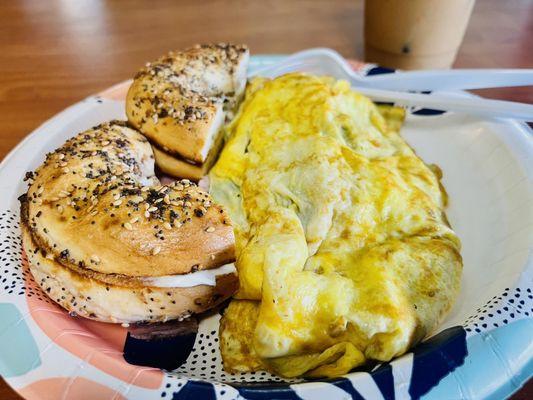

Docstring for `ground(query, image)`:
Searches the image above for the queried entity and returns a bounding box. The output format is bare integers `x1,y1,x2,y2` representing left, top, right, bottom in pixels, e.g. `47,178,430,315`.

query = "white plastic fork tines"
252,48,533,121
252,47,533,91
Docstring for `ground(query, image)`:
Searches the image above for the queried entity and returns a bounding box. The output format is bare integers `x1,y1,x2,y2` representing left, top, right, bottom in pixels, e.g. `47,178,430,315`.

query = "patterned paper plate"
0,55,531,400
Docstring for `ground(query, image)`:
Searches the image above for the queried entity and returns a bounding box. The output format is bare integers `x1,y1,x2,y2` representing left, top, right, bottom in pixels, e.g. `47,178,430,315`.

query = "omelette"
209,73,462,378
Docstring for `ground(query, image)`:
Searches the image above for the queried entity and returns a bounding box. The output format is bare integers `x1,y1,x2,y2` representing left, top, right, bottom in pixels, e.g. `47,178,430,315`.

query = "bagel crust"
152,123,226,181
152,145,207,181
23,121,235,278
21,221,238,324
126,43,249,169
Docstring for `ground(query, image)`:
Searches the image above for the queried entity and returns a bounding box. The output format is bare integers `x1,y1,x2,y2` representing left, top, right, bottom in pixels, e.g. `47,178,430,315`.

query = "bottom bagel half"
20,202,238,324
152,124,226,181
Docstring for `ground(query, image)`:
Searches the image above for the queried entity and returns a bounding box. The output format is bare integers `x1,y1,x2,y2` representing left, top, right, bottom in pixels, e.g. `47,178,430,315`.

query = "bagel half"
126,43,249,179
20,120,237,323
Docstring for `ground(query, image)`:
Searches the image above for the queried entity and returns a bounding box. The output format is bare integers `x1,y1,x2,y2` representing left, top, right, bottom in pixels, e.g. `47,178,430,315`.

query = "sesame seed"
62,167,70,173
121,323,130,328
210,254,216,260
130,216,139,224
152,246,161,255
154,198,163,204
173,220,182,228
113,193,121,200
113,199,122,206
91,255,100,263
37,186,44,194
148,206,158,212
46,253,54,260
144,210,150,218
163,222,172,230
206,226,215,232
57,205,64,214
141,186,150,192
59,161,68,167
36,198,43,205
184,201,192,208
101,140,110,146
163,195,170,204
58,153,65,160
50,197,60,202
124,222,133,231
90,210,98,216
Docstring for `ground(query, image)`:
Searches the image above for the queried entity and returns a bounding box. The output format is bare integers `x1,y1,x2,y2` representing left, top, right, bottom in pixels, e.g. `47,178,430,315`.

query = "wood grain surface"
0,0,531,399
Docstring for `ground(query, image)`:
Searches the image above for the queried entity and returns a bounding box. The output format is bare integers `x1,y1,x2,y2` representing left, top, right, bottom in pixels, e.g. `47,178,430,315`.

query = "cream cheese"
141,263,235,288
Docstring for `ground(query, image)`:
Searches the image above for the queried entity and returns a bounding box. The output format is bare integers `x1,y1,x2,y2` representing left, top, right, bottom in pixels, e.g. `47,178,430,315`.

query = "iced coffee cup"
364,0,476,70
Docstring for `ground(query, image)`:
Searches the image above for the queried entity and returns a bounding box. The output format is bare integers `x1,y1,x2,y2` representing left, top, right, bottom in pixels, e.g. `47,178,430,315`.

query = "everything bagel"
126,43,249,179
20,120,237,323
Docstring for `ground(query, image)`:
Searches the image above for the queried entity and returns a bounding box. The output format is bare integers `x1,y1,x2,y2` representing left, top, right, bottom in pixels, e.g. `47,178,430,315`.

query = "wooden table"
0,1,531,398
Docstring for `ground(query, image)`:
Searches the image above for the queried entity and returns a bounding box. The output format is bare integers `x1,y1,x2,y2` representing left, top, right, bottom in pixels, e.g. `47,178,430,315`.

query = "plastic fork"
251,48,533,121
251,48,533,91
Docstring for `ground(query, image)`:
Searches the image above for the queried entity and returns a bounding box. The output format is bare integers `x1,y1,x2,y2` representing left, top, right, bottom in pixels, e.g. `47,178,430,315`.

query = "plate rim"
0,53,532,400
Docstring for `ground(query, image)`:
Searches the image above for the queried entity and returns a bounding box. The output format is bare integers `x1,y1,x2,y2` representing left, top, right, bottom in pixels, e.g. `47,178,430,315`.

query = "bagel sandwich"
126,43,249,180
20,120,237,324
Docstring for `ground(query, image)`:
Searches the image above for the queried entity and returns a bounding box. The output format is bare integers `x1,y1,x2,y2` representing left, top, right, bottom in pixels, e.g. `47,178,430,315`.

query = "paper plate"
0,55,531,400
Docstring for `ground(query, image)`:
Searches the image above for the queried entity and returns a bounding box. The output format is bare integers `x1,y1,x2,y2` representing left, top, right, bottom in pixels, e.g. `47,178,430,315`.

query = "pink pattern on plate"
22,251,163,389
347,59,369,73
19,377,126,400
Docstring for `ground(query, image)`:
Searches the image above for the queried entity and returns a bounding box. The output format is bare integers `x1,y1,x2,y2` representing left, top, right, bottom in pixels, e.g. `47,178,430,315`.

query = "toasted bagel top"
126,43,249,163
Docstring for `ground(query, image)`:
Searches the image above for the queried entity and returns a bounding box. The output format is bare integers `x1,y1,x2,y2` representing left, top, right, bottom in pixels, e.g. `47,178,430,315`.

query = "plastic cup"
364,0,476,70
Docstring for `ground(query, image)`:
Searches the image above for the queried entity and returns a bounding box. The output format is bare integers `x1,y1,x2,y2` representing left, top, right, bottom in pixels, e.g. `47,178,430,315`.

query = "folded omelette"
209,73,462,378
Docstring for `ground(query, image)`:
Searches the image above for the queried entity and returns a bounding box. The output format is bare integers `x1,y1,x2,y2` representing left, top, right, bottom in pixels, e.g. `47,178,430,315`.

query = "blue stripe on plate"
372,363,396,400
173,380,217,400
409,326,467,399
